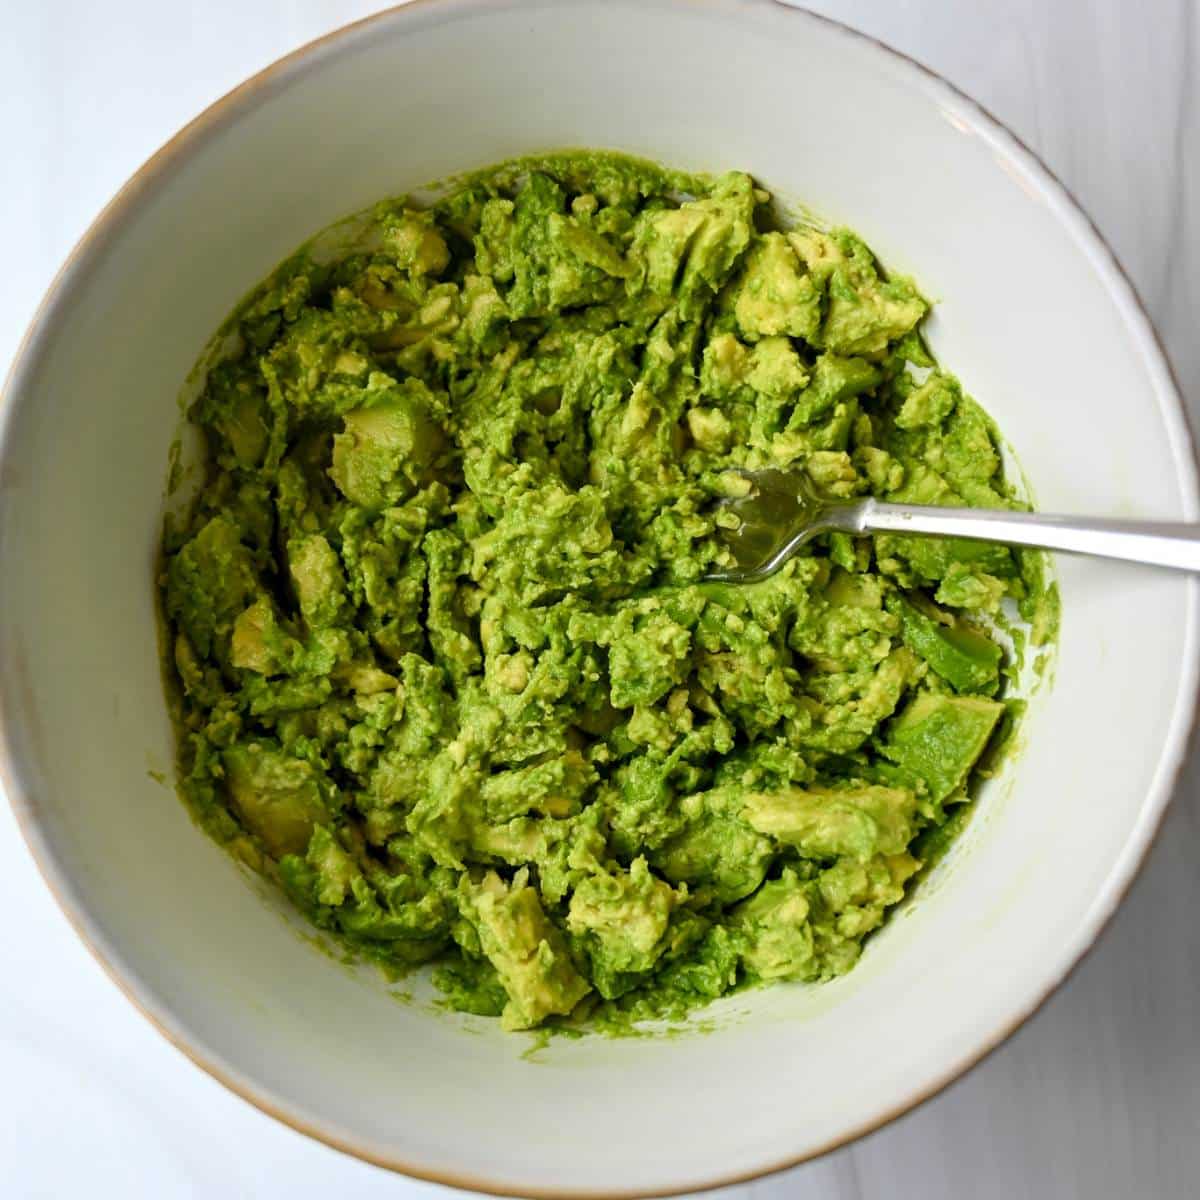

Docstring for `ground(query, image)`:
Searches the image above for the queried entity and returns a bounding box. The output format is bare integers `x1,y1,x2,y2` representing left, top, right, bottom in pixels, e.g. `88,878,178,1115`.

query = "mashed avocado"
161,152,1049,1032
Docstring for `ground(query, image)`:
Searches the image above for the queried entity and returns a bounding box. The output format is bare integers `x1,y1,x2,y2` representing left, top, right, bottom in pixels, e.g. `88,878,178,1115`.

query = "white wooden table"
2,3,1197,1196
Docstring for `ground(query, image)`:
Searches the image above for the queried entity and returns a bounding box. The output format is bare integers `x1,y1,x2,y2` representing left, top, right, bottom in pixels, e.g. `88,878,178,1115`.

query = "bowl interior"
1,1,1196,1195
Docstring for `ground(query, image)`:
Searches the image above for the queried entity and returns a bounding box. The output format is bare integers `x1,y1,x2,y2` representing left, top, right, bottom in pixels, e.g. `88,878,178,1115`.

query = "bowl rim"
2,0,1198,1195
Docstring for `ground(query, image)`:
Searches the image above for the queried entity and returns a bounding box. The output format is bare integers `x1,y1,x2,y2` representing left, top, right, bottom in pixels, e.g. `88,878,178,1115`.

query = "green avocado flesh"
161,152,1051,1033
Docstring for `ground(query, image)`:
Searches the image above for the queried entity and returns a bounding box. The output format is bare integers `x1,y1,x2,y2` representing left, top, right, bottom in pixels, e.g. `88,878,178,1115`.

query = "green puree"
162,152,1050,1032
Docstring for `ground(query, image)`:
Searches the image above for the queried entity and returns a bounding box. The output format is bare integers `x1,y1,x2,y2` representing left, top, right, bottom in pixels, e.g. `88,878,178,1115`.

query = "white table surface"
2,2,1198,1197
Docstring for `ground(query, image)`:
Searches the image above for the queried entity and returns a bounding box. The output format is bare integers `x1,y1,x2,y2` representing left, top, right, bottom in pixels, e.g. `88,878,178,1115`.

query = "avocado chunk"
882,692,1004,804
810,230,927,355
218,385,271,468
278,826,451,955
222,741,328,857
165,515,258,662
479,751,597,822
790,352,882,427
816,851,921,941
786,227,845,285
229,596,282,675
606,611,692,708
630,171,755,309
329,381,443,509
567,858,677,998
732,868,816,981
823,277,925,356
458,870,591,1030
384,213,450,277
741,784,918,861
304,824,360,906
653,787,776,904
887,592,1002,694
732,231,821,342
288,534,347,629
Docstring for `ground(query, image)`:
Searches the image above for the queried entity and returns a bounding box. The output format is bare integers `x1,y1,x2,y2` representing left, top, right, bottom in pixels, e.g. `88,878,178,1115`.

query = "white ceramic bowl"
2,2,1197,1195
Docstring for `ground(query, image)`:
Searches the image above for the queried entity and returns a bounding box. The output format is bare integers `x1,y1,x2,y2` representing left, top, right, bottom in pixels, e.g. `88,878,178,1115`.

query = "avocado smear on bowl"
161,152,1053,1033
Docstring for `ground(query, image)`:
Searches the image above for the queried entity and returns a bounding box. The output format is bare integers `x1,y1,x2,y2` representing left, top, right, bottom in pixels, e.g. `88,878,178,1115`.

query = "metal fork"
703,469,1200,584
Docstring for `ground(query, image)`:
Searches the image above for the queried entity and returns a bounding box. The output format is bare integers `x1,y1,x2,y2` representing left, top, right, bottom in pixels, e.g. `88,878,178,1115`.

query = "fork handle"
858,500,1200,572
